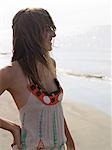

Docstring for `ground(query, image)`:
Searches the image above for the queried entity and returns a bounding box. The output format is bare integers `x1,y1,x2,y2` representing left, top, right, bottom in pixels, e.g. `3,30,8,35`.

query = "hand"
11,124,22,150
66,136,76,150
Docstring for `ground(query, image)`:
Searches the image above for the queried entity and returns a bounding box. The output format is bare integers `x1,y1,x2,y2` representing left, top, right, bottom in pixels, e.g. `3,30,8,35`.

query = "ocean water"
0,25,111,115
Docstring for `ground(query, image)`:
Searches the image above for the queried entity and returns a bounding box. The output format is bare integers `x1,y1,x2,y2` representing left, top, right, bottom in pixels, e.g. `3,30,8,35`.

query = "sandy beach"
0,91,111,150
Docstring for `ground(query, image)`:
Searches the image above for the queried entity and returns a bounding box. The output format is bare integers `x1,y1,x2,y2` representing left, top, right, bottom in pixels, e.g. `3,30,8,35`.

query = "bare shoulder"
0,65,13,80
0,65,14,94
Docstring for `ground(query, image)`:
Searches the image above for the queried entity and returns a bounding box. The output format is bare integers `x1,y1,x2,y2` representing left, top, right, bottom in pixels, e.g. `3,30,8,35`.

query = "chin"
44,46,52,52
48,49,52,51
47,47,52,51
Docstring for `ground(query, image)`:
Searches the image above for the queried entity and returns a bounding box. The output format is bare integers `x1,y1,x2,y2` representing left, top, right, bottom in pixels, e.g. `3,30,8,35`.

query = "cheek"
43,30,49,39
43,40,50,50
42,34,49,46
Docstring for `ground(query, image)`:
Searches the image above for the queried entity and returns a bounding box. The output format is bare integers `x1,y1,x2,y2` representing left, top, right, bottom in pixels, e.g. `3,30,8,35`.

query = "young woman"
0,8,75,150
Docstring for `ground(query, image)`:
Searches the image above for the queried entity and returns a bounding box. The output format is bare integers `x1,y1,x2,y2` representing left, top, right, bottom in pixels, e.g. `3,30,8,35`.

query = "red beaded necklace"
27,79,63,105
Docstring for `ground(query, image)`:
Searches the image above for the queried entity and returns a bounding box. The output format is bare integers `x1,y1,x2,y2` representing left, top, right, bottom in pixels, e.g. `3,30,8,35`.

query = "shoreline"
0,91,111,150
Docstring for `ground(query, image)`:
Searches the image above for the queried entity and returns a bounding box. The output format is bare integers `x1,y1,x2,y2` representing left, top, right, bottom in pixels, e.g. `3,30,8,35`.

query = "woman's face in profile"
43,26,56,51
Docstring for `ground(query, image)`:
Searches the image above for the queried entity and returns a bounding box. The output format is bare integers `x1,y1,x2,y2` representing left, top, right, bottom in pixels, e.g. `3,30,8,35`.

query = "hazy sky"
0,0,110,30
0,0,110,52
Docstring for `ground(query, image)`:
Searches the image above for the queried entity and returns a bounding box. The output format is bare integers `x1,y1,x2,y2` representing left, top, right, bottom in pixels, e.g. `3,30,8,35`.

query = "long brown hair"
11,8,56,85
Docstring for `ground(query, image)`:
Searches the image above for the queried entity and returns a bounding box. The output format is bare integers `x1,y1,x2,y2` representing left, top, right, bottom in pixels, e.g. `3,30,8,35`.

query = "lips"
50,37,52,41
48,39,52,45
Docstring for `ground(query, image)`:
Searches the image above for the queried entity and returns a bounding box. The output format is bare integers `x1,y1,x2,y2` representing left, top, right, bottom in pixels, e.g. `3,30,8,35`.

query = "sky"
0,0,110,30
0,0,110,52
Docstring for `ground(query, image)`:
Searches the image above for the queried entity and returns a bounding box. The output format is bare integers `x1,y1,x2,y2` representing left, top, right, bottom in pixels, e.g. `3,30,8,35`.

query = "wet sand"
0,91,111,150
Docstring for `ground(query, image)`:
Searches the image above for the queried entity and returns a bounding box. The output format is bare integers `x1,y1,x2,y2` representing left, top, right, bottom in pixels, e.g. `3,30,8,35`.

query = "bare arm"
0,118,21,149
0,118,17,132
0,67,21,149
64,117,76,150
